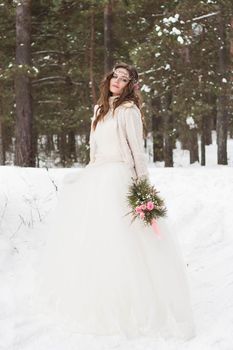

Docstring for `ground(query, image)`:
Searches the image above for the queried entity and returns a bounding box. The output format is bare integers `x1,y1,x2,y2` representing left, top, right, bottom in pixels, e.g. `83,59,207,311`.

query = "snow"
163,14,180,26
186,116,197,129
1,134,233,349
164,63,171,71
141,84,151,93
170,27,181,36
177,36,184,45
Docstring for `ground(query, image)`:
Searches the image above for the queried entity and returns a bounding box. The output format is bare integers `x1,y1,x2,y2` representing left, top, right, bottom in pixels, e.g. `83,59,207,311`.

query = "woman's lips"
112,84,119,88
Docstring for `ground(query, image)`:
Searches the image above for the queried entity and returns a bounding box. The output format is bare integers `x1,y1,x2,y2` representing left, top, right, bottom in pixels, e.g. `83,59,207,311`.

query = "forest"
0,0,232,167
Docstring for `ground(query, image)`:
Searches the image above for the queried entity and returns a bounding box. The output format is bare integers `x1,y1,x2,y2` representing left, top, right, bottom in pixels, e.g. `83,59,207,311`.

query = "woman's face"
109,68,130,96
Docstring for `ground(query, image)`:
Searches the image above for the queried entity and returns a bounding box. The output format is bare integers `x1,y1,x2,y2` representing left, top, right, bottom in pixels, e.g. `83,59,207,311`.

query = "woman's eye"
112,75,128,83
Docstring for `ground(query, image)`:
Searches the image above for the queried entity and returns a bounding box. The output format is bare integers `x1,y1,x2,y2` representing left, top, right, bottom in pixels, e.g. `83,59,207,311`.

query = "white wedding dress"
30,109,195,340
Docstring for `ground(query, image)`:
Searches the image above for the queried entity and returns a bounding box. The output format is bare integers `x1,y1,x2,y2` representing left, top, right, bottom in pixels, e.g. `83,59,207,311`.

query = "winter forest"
0,0,232,168
1,1,233,350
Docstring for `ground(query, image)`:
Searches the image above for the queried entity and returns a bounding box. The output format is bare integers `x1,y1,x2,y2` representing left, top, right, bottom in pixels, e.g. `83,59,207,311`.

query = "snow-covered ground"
0,135,233,350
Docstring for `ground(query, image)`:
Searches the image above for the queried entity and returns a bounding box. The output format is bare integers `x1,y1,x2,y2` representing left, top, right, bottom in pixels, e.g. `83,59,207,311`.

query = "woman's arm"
124,105,150,181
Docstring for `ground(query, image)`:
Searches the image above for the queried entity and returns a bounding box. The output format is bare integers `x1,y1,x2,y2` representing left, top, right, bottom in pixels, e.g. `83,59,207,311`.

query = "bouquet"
125,177,167,238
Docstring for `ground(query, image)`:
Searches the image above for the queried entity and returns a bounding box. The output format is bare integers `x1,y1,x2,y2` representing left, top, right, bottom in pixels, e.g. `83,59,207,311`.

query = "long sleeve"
124,106,149,181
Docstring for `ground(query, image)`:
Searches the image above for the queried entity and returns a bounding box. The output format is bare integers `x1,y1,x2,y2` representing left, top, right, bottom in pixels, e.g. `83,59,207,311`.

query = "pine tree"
15,0,35,166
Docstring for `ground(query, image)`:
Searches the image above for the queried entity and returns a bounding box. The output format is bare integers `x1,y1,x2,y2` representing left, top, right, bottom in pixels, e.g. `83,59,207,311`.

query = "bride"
31,62,196,340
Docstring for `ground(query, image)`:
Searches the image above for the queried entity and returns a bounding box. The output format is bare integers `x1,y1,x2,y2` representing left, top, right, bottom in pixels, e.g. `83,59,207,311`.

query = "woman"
31,62,196,340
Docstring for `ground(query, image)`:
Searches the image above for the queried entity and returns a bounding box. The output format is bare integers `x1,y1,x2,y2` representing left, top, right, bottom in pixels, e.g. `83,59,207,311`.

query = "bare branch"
45,167,58,193
32,50,83,56
32,50,66,56
32,76,83,86
32,76,69,85
37,100,64,104
189,11,220,23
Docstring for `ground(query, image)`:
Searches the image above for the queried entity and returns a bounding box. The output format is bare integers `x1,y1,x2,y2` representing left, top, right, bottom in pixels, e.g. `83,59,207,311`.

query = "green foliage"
130,0,233,140
126,177,167,226
0,0,233,166
0,2,15,159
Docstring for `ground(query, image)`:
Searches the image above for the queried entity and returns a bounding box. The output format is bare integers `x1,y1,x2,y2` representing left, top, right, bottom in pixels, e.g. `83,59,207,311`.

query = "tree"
132,0,233,166
216,6,228,164
0,1,15,165
15,0,35,166
1,0,233,167
104,0,114,73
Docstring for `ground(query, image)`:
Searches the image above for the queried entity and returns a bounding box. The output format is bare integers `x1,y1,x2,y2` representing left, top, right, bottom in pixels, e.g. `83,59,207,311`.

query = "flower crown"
112,67,139,89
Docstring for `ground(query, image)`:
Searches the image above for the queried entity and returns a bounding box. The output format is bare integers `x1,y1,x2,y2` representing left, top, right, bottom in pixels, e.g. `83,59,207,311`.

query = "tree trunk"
189,129,199,164
59,132,67,166
151,96,163,162
46,134,55,153
162,93,173,167
179,127,190,150
204,114,213,145
205,93,215,145
200,115,206,166
216,8,228,165
89,8,97,104
0,95,6,165
0,117,5,165
15,0,35,166
68,131,76,161
163,112,174,167
152,115,164,162
104,0,114,73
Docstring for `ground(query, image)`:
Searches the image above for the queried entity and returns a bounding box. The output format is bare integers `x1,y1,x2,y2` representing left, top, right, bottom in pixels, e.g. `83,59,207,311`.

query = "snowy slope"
0,137,233,350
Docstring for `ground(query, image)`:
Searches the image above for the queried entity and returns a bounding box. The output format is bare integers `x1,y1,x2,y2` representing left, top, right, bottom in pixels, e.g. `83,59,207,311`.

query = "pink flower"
140,204,147,210
140,212,145,219
146,201,154,211
135,206,142,214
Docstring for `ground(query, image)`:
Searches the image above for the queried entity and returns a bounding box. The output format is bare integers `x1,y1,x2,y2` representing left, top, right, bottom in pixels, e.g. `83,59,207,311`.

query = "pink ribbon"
151,218,162,239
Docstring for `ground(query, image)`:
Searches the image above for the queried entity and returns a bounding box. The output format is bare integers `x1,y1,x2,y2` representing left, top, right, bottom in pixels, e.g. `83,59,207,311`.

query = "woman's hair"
92,62,147,136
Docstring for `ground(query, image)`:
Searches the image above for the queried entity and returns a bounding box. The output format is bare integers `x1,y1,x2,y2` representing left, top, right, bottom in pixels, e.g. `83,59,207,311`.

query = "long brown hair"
92,62,147,136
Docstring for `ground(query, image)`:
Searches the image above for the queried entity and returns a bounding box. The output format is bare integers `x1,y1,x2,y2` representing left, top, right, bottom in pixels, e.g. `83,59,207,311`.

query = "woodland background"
0,0,232,168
